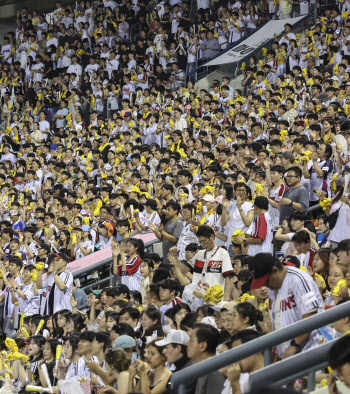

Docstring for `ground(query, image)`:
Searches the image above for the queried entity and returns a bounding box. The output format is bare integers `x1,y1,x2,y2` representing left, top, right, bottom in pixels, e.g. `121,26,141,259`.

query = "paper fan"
335,134,348,155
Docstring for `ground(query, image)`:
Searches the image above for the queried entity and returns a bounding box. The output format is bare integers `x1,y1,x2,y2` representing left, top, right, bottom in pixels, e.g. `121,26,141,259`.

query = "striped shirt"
186,247,234,290
3,276,22,318
247,212,274,256
65,356,99,380
268,184,288,227
118,256,142,291
40,270,73,315
18,283,40,315
268,267,324,356
296,248,317,269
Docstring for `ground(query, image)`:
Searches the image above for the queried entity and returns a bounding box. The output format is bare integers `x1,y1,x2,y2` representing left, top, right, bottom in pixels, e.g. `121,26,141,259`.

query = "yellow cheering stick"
53,345,63,378
21,328,30,338
26,386,52,392
35,320,45,335
331,174,337,191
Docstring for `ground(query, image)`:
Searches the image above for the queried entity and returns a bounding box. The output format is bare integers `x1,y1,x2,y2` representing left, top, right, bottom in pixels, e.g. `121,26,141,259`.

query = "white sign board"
205,16,305,67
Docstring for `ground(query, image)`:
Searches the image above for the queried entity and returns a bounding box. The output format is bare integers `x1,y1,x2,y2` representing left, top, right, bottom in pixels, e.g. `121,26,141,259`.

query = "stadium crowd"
0,0,350,393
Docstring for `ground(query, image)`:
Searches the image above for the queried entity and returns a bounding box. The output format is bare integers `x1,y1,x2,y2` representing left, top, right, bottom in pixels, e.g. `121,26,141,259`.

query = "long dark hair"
128,238,145,260
67,313,86,332
30,335,46,361
46,339,61,362
141,307,164,336
235,302,264,331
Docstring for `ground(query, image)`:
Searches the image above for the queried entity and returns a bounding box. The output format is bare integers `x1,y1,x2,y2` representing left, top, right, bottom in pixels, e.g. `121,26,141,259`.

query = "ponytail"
128,238,145,260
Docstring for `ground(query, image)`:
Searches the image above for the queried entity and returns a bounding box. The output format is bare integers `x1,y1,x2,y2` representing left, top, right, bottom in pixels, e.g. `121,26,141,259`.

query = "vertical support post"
178,384,186,394
307,371,316,392
264,347,272,366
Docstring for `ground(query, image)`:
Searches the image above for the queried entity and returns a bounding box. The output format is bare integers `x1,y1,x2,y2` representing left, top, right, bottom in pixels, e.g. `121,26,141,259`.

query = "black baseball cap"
38,243,51,252
249,253,278,289
115,284,130,296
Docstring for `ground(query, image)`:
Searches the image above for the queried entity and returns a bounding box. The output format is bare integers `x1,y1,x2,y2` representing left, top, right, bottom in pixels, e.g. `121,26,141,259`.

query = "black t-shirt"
124,8,135,21
68,34,81,47
58,34,69,47
180,10,191,30
44,60,54,78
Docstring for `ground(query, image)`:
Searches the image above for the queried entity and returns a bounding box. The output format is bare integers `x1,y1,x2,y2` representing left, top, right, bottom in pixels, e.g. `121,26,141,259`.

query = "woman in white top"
222,183,254,242
74,226,94,260
328,168,350,244
56,335,86,381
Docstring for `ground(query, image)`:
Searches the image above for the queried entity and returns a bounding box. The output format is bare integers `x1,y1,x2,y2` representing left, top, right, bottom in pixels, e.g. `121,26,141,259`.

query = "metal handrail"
249,340,335,392
71,237,159,278
171,301,350,394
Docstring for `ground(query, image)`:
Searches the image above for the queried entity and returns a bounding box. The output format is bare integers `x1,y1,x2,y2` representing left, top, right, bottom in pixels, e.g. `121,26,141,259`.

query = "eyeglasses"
286,175,298,178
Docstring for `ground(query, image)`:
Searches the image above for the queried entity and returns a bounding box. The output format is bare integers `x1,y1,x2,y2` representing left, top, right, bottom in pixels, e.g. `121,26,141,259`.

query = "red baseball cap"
249,253,276,290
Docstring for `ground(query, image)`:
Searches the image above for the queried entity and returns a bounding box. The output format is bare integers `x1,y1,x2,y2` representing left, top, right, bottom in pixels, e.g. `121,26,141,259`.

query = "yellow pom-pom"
332,279,348,296
255,184,263,196
319,198,332,210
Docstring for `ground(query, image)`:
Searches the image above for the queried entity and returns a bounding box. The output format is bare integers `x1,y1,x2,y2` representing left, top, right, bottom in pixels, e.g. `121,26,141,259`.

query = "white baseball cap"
202,194,215,202
155,330,189,346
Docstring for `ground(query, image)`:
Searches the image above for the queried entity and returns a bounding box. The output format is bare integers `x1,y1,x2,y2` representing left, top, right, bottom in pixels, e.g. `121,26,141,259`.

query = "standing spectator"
232,196,274,256
249,253,325,358
279,166,309,224
199,31,220,60
148,201,183,265
36,252,73,315
184,225,233,301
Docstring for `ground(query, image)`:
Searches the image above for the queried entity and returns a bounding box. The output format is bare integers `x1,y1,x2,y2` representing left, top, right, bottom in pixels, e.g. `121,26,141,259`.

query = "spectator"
186,323,225,394
249,253,325,358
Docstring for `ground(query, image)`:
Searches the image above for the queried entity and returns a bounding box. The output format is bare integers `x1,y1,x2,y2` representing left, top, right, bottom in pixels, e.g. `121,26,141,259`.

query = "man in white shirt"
85,56,99,76
184,225,234,300
38,111,51,140
36,252,73,315
53,100,69,129
249,252,325,358
106,51,119,78
276,23,296,45
122,75,135,100
46,30,58,47
0,258,23,336
67,55,83,78
75,9,87,29
174,108,187,130
31,55,45,83
1,37,13,63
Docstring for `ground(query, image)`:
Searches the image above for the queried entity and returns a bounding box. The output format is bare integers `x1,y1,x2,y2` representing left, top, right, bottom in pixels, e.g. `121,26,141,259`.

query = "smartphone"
131,352,141,363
